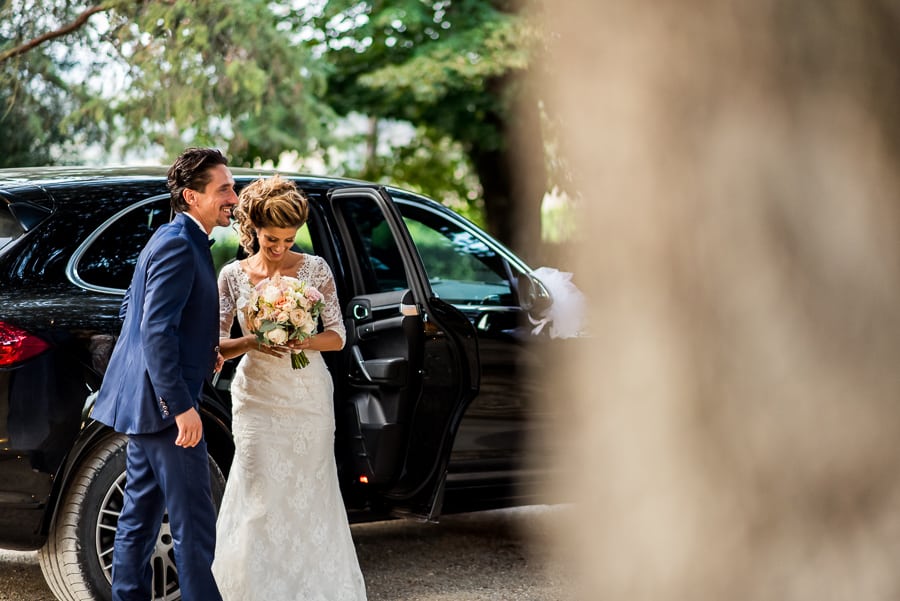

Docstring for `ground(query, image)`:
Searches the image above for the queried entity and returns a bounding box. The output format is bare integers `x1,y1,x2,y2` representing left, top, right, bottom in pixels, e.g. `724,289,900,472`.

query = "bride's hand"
247,335,287,358
258,345,287,358
287,336,314,351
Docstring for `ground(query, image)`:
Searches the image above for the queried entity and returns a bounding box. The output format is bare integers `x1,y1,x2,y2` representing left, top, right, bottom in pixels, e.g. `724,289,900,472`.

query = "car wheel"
38,433,226,601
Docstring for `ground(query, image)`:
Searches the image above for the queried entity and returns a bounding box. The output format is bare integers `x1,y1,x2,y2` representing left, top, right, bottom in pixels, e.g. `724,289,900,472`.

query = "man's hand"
214,352,224,373
174,407,203,447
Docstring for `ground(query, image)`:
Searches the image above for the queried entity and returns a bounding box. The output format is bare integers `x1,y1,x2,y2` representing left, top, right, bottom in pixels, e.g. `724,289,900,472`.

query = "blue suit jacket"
92,213,220,434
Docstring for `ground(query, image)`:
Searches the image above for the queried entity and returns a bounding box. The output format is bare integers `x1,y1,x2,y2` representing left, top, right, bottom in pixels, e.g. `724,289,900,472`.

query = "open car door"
329,187,479,519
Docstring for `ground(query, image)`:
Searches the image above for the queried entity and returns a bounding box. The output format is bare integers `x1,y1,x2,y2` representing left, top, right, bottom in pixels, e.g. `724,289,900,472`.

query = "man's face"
184,164,238,233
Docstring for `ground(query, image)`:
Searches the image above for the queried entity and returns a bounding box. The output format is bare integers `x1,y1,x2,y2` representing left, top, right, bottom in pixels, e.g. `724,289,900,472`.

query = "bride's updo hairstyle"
234,174,309,255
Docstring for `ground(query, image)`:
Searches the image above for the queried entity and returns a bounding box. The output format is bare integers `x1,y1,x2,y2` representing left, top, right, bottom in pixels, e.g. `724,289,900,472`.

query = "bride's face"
256,225,299,264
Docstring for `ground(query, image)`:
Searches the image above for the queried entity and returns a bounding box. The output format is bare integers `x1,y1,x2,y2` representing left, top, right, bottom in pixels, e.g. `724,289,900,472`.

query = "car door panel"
328,188,477,519
340,289,419,487
391,199,535,477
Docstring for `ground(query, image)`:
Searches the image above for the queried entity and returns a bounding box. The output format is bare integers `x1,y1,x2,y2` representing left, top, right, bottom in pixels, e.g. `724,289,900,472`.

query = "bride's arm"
221,333,288,360
219,333,261,360
291,329,342,353
217,265,283,360
290,257,345,353
217,267,247,360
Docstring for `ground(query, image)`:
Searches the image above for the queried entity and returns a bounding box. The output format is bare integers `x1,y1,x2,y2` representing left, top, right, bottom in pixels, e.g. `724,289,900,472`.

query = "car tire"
38,433,226,601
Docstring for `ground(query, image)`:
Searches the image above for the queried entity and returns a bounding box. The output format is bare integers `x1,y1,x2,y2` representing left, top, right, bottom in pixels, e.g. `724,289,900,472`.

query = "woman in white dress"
211,175,367,601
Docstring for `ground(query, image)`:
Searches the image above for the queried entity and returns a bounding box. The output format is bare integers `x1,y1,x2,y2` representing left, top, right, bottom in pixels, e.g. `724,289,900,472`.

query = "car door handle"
355,315,405,340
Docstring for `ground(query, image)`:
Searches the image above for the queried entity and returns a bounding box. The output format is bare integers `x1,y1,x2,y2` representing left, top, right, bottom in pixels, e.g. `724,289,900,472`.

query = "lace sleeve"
308,255,346,347
218,262,239,340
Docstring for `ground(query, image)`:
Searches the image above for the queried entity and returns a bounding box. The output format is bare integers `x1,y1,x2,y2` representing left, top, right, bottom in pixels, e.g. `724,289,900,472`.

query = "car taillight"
0,321,50,366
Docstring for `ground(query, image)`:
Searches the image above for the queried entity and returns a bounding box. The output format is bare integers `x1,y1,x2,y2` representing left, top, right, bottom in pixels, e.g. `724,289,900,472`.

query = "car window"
337,196,410,294
397,204,515,307
76,197,316,290
0,202,23,252
76,197,170,290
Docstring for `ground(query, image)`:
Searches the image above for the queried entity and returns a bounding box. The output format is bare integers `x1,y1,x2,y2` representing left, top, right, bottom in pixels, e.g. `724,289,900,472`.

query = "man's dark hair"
167,148,229,213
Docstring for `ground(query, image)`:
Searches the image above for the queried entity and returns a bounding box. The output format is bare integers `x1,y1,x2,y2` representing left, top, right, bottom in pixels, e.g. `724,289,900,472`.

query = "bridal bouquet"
242,274,325,369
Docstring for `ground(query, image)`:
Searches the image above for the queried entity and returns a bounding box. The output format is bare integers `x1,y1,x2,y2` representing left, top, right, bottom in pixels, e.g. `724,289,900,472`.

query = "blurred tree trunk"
535,1,900,600
474,72,547,264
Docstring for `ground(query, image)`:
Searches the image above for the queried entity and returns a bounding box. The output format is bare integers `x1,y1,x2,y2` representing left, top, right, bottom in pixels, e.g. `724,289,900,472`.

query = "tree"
0,0,328,166
298,0,547,260
0,6,107,166
2,0,551,258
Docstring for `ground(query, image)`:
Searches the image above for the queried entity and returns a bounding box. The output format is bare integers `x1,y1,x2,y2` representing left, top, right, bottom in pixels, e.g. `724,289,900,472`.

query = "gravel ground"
0,505,573,601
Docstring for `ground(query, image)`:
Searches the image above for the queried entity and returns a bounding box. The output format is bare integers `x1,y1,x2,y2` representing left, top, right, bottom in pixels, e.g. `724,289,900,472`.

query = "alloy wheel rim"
96,472,181,600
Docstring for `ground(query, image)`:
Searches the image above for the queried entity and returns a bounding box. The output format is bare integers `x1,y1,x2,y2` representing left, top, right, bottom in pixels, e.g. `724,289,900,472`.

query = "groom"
92,147,237,601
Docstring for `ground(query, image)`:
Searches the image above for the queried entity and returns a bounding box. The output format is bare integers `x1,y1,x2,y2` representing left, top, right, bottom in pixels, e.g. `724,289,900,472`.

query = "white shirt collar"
182,211,208,235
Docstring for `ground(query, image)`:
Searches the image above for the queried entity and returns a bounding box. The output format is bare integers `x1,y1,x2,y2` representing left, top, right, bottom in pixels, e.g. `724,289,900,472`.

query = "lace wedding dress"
211,256,367,601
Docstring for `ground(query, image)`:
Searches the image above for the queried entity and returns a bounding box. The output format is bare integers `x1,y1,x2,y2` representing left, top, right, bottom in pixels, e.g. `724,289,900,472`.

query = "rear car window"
0,198,25,252
75,197,171,290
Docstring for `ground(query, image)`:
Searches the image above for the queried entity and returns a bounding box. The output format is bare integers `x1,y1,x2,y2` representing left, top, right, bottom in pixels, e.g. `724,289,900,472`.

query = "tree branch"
0,4,107,64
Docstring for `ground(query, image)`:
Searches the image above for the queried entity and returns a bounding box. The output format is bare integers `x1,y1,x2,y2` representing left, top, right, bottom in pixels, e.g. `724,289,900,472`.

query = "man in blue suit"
92,147,238,601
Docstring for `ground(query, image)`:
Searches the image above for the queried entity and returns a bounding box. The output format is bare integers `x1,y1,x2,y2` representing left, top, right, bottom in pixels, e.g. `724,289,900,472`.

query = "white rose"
289,309,307,327
266,327,289,345
262,284,282,304
300,313,316,333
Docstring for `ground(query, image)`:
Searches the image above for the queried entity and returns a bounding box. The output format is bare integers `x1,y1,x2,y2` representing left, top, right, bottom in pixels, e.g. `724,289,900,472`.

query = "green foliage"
0,5,105,166
288,0,539,235
318,119,486,227
0,0,548,250
314,1,548,253
355,16,529,105
0,0,330,166
102,0,329,165
0,82,62,167
373,128,486,226
304,0,535,145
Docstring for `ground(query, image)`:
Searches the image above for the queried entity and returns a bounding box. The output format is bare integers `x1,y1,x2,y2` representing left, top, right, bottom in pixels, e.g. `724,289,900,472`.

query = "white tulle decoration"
528,266,586,338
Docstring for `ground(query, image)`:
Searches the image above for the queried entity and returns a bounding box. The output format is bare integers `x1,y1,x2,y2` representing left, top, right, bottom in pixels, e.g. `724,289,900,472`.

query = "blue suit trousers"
112,426,222,601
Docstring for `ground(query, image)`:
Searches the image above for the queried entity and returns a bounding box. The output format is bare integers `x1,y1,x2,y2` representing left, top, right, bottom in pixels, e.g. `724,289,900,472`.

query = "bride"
211,175,367,600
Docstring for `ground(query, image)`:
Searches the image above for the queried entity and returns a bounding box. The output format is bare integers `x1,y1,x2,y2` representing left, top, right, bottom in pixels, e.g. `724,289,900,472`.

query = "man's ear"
182,189,194,206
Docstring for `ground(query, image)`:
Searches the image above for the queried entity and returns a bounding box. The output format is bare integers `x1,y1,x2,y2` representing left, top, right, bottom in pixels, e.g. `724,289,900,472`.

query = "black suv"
0,167,553,601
